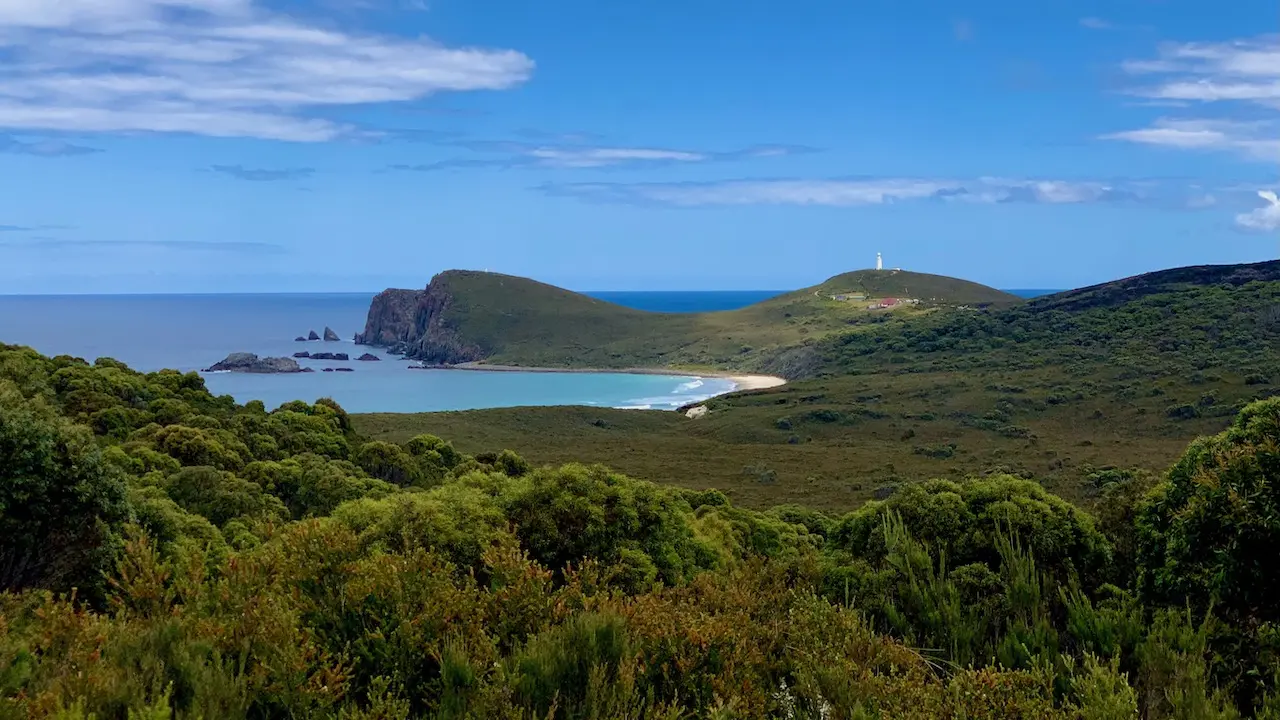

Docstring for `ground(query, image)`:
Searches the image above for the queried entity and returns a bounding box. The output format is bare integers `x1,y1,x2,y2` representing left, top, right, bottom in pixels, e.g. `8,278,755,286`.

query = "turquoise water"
0,292,762,413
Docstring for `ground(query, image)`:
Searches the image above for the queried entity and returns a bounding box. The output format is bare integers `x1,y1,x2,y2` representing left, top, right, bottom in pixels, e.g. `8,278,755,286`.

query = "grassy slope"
356,261,1280,512
428,268,1018,370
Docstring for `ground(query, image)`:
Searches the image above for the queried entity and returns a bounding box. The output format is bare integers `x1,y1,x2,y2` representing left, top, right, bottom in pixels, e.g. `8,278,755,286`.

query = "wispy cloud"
1102,118,1280,162
952,19,974,42
0,238,285,253
389,141,815,172
537,176,1219,209
1079,17,1113,30
1119,35,1280,107
1236,190,1280,232
0,0,533,142
210,164,315,181
1106,35,1280,163
0,134,102,156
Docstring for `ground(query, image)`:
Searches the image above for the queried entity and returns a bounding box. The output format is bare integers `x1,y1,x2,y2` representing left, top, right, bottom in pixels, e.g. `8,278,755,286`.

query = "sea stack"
307,330,320,341
323,326,340,342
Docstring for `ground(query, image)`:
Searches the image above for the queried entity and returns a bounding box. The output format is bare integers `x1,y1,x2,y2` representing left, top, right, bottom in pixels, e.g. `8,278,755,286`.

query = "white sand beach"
726,374,788,391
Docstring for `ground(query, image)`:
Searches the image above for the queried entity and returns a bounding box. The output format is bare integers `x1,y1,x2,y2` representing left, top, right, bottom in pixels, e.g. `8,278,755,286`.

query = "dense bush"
0,383,131,601
0,344,1277,717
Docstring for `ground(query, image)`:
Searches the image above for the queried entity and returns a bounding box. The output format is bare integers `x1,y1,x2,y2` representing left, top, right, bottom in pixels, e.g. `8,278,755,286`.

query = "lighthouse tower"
876,252,883,271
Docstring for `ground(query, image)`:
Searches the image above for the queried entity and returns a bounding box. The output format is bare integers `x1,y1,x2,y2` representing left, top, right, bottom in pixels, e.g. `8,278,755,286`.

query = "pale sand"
443,362,787,396
726,374,788,391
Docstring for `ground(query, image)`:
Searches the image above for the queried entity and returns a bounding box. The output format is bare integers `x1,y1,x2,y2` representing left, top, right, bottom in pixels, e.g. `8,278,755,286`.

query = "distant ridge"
1029,260,1280,312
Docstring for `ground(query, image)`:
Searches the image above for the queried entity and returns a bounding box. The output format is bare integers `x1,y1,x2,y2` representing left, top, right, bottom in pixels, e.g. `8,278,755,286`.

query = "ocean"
0,288,1060,413
0,291,784,414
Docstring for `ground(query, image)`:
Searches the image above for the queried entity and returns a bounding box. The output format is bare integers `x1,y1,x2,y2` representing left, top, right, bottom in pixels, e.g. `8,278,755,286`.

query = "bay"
0,292,776,413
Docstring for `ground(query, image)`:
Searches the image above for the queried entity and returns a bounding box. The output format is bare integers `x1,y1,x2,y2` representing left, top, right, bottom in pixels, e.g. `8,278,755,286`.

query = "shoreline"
435,361,788,395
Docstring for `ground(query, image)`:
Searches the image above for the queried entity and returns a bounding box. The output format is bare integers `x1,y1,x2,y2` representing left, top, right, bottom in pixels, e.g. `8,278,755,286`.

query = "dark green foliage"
1138,397,1280,709
2,344,1279,718
162,466,286,528
502,464,717,590
0,387,131,600
831,476,1112,587
1139,398,1280,623
354,440,425,487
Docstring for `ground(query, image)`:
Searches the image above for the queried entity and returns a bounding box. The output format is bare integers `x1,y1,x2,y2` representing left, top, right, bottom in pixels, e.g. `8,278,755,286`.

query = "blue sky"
0,0,1276,293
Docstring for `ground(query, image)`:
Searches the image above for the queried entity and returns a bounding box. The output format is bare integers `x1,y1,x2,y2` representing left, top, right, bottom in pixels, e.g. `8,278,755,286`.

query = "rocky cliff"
354,289,423,349
353,276,489,364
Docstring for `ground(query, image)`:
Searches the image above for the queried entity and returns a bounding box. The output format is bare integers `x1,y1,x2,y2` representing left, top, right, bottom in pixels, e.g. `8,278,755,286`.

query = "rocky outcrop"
357,353,381,361
293,351,310,358
354,278,487,365
294,336,307,342
335,367,354,372
309,352,349,361
354,289,424,347
323,326,340,342
204,353,312,374
307,330,320,341
685,405,709,419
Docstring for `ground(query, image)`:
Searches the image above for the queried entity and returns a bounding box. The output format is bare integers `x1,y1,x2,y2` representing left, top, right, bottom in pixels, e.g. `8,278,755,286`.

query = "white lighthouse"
876,252,883,271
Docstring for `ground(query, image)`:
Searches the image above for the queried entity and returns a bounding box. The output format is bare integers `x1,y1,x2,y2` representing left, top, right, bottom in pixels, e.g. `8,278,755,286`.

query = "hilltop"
791,268,1022,306
355,267,1018,372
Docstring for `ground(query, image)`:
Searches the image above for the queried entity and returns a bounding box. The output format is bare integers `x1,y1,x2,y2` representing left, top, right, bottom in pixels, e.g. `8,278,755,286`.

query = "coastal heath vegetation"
3,342,1280,718
357,262,1280,511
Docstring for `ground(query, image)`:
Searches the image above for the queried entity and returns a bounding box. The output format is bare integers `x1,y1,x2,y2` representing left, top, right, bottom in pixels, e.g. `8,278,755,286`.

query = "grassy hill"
357,268,1018,372
355,260,1280,511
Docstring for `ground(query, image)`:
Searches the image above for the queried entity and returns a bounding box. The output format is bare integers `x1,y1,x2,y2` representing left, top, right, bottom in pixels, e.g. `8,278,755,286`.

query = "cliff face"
354,289,423,348
354,277,489,364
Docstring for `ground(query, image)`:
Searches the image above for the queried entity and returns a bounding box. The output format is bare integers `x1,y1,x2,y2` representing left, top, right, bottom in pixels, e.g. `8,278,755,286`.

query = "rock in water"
293,351,311,358
204,353,310,373
294,336,307,342
357,353,381,361
309,352,349,361
334,367,355,372
307,330,320,341
322,368,334,372
323,326,340,342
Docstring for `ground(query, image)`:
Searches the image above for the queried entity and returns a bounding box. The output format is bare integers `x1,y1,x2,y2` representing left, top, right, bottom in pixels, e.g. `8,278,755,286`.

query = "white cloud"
526,147,708,168
1120,35,1280,108
1079,17,1112,30
1106,36,1280,163
1236,190,1280,232
389,140,812,171
1102,118,1280,162
539,177,1202,208
0,0,533,141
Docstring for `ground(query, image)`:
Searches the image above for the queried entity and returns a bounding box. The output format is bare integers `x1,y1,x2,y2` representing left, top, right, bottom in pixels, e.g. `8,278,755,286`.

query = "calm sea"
0,291,785,414
0,288,1058,413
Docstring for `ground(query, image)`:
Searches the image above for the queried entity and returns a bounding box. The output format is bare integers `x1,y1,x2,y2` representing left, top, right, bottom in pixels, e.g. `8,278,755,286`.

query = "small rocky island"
204,353,314,374
323,326,340,341
357,353,381,361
